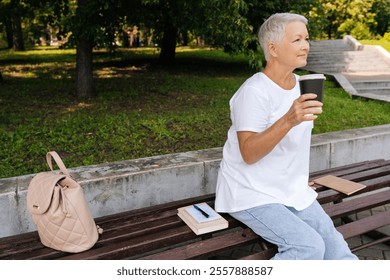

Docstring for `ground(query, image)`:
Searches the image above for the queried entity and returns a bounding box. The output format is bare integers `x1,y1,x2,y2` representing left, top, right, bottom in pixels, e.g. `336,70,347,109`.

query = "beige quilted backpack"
26,151,102,253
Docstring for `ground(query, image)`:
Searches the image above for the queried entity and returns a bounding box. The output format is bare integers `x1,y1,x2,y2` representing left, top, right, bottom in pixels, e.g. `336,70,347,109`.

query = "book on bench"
177,202,228,235
313,175,366,195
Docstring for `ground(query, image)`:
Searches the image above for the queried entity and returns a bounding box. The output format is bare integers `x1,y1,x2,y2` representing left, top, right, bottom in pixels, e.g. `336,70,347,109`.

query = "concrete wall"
1,124,389,238
343,35,363,51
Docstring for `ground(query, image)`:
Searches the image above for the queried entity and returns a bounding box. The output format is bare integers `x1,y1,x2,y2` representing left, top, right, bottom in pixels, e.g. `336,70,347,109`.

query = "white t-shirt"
215,72,317,213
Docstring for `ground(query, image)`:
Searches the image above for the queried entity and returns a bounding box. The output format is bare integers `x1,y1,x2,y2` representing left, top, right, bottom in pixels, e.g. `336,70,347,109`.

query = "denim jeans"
230,200,358,260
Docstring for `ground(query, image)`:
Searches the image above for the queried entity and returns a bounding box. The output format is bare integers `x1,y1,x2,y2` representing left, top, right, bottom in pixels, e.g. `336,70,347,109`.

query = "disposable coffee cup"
299,74,326,102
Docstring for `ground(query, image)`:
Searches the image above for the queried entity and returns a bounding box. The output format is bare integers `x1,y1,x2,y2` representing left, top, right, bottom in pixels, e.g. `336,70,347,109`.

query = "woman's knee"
275,233,325,260
296,234,326,259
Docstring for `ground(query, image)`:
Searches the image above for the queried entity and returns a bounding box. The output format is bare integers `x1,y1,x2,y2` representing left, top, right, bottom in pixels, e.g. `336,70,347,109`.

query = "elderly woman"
215,13,357,260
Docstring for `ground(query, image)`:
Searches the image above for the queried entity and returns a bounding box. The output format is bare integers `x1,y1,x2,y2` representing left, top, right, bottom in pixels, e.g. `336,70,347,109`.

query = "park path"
302,36,390,103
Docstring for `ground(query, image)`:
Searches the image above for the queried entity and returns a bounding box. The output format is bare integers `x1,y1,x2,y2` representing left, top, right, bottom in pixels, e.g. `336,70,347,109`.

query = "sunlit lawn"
360,40,390,52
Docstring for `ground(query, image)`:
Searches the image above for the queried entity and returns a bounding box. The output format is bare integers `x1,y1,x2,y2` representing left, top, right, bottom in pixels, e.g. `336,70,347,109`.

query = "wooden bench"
1,159,390,260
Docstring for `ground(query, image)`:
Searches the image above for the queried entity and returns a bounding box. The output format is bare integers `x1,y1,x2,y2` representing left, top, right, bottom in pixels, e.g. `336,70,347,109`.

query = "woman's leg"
291,200,358,260
230,202,358,260
230,203,326,260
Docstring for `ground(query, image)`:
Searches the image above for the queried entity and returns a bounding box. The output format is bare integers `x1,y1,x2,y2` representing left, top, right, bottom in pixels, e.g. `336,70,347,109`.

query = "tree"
71,0,96,98
0,5,12,48
128,0,213,66
338,0,376,39
0,0,127,98
0,0,64,50
70,0,316,75
202,0,313,69
308,0,388,40
372,0,390,37
0,0,27,50
67,0,127,98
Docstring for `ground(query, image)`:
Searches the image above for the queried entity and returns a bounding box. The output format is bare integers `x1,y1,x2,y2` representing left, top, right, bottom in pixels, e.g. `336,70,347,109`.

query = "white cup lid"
299,74,326,81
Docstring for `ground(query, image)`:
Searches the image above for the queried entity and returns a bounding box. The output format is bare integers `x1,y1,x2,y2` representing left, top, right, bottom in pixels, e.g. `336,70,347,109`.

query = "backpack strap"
46,151,70,176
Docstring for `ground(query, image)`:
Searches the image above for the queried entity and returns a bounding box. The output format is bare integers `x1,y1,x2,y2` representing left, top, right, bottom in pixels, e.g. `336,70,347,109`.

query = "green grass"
360,40,390,52
0,46,389,178
312,79,390,133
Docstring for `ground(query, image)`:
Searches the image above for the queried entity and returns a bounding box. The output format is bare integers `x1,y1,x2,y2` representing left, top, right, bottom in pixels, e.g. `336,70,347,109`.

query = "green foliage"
308,0,389,39
206,0,254,53
65,0,126,48
337,0,376,39
372,0,390,36
383,33,390,42
1,0,389,58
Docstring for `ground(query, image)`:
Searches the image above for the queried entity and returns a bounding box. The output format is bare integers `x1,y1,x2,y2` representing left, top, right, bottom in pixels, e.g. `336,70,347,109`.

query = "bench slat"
239,247,278,260
316,174,390,204
337,210,390,239
323,189,390,219
351,236,390,252
140,228,259,260
58,226,197,260
309,160,386,179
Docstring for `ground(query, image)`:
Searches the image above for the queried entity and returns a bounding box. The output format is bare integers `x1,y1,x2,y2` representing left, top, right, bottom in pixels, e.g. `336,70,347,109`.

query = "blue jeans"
230,200,358,260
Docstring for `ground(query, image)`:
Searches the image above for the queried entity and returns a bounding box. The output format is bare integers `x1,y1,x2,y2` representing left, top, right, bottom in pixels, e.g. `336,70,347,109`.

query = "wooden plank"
337,210,390,239
95,194,215,225
310,160,390,193
359,175,390,191
316,174,390,204
323,189,390,219
56,216,239,260
140,228,259,260
0,232,40,255
351,236,390,252
309,160,386,179
0,213,186,259
58,226,197,260
239,247,278,260
97,216,183,244
342,164,390,182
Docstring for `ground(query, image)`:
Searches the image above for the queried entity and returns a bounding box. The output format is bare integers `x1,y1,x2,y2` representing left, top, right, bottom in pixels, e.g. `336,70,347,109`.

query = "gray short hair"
258,13,308,60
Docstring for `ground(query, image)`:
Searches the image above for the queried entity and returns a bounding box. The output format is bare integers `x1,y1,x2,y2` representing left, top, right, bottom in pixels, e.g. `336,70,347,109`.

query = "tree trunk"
76,36,95,98
12,15,24,51
159,19,177,66
182,31,189,46
5,19,13,49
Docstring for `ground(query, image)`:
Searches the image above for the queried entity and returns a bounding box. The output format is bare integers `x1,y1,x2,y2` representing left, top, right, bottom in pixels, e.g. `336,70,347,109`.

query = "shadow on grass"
1,48,253,104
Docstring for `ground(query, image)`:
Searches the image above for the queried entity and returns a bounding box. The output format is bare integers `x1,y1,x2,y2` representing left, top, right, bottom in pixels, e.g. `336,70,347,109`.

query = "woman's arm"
238,93,322,164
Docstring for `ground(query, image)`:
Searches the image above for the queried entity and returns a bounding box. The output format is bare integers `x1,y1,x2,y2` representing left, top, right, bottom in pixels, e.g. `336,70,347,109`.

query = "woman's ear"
268,41,278,58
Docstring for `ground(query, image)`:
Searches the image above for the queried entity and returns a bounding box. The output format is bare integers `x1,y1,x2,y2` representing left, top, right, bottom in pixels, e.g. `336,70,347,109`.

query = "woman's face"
271,21,310,69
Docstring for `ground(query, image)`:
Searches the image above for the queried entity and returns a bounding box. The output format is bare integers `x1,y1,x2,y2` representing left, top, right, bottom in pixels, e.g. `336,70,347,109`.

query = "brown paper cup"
299,74,326,102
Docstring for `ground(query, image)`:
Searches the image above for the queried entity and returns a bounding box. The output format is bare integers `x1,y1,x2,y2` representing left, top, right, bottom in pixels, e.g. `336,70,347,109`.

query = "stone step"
346,65,390,71
308,52,384,59
306,57,390,72
358,91,390,97
303,36,390,102
308,56,387,64
309,58,387,63
356,88,390,95
306,64,390,70
352,81,390,88
304,66,390,74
